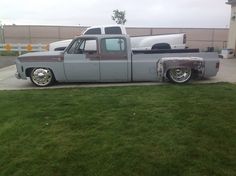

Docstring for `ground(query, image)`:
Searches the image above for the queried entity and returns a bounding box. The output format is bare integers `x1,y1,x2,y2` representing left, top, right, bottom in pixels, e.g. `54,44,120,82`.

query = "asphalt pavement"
0,56,236,90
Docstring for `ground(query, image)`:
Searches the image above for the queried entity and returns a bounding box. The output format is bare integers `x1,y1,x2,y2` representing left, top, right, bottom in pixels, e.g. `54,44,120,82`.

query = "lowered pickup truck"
15,35,220,87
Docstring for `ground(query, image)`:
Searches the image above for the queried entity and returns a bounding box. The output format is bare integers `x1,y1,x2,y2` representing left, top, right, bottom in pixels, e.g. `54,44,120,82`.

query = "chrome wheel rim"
169,68,191,83
31,68,53,86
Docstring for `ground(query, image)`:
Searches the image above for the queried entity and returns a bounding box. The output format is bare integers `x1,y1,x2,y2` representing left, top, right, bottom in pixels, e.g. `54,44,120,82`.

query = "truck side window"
67,39,97,54
105,27,122,34
84,40,97,52
67,39,81,54
101,38,126,53
84,28,101,35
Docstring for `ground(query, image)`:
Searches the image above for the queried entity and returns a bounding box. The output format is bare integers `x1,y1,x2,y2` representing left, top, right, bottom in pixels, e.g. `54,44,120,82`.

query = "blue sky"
0,0,231,28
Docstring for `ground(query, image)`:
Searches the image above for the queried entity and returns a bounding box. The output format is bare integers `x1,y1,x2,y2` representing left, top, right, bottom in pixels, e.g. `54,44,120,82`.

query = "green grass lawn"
0,83,235,176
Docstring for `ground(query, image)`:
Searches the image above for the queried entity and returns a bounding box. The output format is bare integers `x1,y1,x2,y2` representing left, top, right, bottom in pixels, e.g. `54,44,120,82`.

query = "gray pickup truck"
15,35,220,87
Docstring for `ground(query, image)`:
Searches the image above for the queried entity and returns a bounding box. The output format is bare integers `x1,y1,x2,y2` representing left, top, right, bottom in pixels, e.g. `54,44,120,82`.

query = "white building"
227,0,236,54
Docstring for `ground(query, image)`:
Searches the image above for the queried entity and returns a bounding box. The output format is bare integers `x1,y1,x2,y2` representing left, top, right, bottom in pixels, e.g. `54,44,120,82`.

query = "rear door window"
101,38,126,53
105,27,122,34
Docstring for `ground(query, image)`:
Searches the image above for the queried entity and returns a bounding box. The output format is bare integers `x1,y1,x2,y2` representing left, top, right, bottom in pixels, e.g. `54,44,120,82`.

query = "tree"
111,9,127,25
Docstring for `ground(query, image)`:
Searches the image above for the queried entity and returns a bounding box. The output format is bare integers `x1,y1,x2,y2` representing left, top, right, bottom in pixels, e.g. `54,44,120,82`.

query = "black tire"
30,68,55,87
167,68,192,84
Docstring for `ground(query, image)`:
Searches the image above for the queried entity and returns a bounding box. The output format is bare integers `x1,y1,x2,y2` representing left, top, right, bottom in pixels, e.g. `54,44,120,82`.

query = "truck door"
64,38,100,82
99,37,128,82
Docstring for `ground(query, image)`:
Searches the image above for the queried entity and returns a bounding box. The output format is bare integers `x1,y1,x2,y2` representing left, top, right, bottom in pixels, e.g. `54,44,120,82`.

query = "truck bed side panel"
132,52,219,81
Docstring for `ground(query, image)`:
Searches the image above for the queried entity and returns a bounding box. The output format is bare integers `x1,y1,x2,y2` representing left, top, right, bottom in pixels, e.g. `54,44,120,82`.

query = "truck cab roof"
83,25,127,35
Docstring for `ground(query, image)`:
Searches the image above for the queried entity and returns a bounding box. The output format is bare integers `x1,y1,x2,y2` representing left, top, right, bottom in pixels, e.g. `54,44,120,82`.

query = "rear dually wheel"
167,68,192,84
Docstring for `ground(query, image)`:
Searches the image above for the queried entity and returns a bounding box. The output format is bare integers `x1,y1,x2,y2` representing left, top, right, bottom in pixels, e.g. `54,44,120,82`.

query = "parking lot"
0,56,236,90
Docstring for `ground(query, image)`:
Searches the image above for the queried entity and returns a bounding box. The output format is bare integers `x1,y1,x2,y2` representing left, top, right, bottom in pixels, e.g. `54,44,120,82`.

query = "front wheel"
167,68,192,84
30,68,55,87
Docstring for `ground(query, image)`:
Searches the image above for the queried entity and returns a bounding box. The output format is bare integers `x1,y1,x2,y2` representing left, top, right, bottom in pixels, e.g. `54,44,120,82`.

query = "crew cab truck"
49,25,186,51
15,35,220,87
